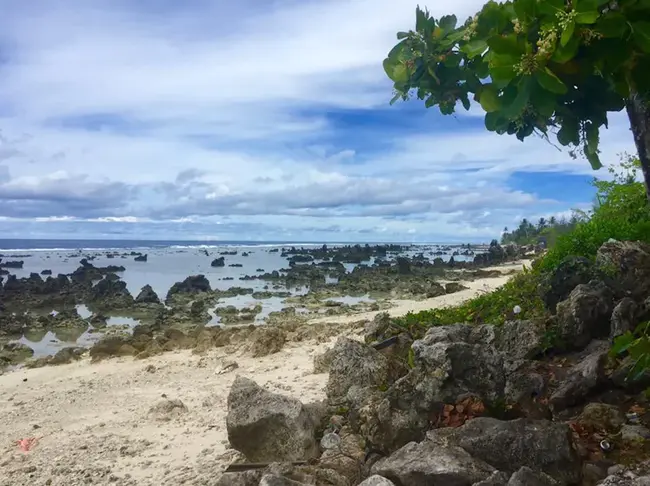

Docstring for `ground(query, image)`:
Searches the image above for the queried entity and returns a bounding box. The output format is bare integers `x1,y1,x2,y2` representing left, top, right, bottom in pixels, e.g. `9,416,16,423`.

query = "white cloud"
0,0,638,241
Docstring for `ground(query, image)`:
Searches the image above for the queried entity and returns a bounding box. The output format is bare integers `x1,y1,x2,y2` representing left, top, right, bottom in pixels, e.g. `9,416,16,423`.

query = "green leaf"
443,53,463,67
501,76,533,118
439,15,457,34
553,35,580,63
487,34,524,55
536,67,568,94
478,84,502,112
460,92,471,111
386,39,408,60
530,86,557,117
538,0,565,16
415,7,428,32
462,40,488,58
575,11,600,24
611,332,636,355
561,21,575,47
485,111,501,131
595,13,629,38
557,118,579,146
383,58,409,83
490,66,517,84
396,31,409,39
586,150,603,170
514,0,536,22
633,21,650,53
389,93,401,105
575,0,599,13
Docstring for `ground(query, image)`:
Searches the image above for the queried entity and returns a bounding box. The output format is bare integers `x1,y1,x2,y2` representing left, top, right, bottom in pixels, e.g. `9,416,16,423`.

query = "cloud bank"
0,0,637,242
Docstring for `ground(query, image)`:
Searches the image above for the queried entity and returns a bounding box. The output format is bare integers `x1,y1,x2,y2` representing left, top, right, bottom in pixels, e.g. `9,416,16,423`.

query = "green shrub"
393,268,545,338
538,156,650,272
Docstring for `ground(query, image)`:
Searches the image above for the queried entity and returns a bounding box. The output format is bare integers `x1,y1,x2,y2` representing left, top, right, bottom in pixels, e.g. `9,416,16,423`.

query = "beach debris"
217,361,239,375
16,437,38,452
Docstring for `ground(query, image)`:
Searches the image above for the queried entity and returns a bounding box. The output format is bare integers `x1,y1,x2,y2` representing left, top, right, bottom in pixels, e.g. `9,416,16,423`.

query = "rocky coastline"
0,242,532,371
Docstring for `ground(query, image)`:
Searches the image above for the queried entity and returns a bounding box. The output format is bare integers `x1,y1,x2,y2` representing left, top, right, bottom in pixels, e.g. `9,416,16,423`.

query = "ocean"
0,239,474,357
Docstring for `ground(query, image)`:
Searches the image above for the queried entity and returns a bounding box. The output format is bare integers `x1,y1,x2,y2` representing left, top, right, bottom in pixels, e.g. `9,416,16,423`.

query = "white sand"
0,260,529,486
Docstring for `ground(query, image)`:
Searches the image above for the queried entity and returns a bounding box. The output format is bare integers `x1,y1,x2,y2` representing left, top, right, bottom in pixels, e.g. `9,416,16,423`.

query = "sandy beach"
0,260,529,486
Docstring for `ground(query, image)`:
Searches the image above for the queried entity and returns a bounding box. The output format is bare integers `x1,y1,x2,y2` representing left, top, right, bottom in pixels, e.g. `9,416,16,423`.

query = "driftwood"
224,461,308,473
371,336,399,350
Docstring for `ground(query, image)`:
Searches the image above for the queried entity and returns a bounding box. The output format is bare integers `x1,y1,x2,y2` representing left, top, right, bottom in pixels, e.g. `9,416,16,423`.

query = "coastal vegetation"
383,0,650,200
394,155,650,337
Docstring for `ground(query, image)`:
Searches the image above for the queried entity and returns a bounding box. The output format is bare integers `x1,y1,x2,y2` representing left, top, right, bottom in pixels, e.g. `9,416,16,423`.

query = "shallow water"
3,242,481,357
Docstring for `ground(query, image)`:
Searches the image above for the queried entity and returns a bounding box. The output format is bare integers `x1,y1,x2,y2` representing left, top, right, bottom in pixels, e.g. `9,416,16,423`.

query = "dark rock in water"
0,342,34,366
540,256,603,312
40,269,52,275
226,376,319,462
0,312,29,336
211,257,225,267
430,418,581,484
89,313,108,328
556,280,614,349
229,263,243,268
87,278,134,309
597,240,650,299
134,254,148,262
166,275,212,302
0,259,24,268
325,337,392,401
370,439,496,486
135,284,161,305
549,341,609,412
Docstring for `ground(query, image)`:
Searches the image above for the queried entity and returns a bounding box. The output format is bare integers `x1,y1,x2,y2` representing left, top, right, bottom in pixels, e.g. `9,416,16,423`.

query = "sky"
0,0,638,243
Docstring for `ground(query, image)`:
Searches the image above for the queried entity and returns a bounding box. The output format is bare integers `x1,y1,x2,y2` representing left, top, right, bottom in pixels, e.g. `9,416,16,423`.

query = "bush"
392,155,649,339
538,155,650,272
393,268,545,338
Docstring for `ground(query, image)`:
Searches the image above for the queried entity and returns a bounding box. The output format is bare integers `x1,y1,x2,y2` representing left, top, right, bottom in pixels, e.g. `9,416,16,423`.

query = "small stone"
621,424,650,441
320,433,341,451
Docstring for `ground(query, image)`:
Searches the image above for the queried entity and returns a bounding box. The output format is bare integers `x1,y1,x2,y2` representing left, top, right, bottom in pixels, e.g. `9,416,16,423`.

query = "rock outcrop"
226,377,320,462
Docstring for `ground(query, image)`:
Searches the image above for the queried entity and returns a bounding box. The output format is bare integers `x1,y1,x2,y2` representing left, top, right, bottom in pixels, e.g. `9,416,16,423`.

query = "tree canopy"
383,0,650,185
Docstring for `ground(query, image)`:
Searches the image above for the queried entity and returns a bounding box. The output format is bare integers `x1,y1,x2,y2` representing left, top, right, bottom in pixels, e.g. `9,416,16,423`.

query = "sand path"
0,260,529,486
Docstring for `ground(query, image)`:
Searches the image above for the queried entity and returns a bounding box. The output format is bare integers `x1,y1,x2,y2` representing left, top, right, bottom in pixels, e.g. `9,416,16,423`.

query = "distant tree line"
501,214,584,247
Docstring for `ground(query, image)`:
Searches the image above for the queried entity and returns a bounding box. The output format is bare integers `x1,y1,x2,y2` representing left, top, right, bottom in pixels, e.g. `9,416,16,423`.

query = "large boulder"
540,256,602,312
610,297,639,339
430,418,581,485
555,280,614,349
87,278,134,309
166,275,212,303
549,341,609,412
507,467,559,486
357,476,396,486
211,257,226,267
135,284,161,305
371,439,496,486
226,377,319,462
597,240,650,299
326,338,392,401
407,329,506,405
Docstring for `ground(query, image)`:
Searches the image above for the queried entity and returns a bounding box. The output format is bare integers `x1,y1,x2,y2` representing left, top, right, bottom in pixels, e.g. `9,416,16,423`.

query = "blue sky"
0,0,638,242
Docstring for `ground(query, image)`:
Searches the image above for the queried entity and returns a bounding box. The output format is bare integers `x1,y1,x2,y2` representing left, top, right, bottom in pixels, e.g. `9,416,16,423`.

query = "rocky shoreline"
0,243,532,371
212,240,650,486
